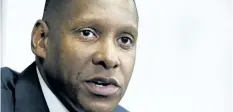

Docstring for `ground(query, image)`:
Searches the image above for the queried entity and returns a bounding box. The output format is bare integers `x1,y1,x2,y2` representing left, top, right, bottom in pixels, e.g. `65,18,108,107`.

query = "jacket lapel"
14,62,49,112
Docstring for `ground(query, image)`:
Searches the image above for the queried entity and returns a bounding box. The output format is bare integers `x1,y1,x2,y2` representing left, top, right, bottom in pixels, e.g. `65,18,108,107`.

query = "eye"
117,36,133,49
73,28,98,41
80,30,95,38
119,37,131,44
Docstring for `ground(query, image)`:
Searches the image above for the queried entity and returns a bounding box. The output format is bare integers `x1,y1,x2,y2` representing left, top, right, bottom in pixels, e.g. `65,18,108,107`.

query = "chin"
77,93,121,112
86,102,116,112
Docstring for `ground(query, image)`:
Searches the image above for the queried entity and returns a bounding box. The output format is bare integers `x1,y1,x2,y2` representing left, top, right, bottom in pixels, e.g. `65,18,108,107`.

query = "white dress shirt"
36,67,69,112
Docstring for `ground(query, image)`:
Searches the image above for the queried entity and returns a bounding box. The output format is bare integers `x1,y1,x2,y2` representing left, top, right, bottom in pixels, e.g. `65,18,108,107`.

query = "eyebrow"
69,16,138,37
120,26,138,38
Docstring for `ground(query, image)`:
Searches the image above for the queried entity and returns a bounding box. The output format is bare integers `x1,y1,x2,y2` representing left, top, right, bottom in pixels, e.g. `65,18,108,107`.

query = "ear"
31,20,49,59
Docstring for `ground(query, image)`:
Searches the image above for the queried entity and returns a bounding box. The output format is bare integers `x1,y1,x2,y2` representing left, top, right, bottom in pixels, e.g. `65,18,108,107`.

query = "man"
1,0,138,112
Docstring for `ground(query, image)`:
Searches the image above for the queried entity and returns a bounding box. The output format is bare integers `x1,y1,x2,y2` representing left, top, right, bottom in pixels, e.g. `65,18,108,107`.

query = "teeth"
97,81,104,84
95,84,104,87
92,80,110,86
93,81,104,84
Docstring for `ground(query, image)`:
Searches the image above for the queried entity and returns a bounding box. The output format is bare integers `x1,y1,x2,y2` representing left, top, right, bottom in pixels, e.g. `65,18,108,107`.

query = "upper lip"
85,76,120,87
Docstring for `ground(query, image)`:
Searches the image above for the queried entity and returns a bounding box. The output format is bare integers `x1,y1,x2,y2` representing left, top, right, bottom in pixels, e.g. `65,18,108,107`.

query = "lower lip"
84,82,119,96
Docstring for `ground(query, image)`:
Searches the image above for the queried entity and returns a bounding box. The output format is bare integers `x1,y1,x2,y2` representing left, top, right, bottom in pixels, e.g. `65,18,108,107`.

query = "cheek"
58,38,94,81
57,39,93,97
120,50,136,86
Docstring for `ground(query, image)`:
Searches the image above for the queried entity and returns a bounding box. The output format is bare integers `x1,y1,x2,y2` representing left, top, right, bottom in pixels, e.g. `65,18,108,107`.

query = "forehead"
60,0,138,28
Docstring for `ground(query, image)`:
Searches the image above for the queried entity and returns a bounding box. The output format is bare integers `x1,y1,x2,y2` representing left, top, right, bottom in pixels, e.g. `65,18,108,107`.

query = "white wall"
2,0,232,112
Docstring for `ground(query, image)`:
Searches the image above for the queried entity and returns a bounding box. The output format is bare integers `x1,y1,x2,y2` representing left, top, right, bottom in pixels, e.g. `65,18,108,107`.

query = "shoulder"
1,67,19,90
114,105,129,112
1,67,20,112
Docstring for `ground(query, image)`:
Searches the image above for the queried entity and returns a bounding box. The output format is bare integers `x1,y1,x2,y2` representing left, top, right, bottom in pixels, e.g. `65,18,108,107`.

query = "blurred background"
1,0,232,112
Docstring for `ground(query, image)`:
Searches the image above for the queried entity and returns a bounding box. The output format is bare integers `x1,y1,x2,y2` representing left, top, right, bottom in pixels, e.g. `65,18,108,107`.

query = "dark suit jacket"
1,62,128,112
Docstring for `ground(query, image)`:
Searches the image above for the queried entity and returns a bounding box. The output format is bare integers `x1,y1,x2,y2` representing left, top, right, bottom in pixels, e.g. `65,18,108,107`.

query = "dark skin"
31,0,138,112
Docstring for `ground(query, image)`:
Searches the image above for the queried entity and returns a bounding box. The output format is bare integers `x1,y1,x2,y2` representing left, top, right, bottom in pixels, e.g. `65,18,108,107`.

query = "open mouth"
84,77,119,96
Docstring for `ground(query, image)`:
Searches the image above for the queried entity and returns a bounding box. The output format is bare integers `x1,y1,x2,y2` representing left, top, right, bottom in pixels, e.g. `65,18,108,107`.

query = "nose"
92,41,120,69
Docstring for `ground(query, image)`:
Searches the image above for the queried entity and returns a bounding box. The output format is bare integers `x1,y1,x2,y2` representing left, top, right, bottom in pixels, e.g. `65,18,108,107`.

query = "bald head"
42,0,138,20
44,0,137,11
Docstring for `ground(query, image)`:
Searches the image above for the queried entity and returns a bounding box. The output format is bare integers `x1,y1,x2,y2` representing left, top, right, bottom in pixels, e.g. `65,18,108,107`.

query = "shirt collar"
36,67,69,112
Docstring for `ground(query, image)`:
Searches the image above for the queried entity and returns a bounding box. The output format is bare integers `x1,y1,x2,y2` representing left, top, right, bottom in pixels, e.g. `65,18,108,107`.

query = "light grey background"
2,0,233,112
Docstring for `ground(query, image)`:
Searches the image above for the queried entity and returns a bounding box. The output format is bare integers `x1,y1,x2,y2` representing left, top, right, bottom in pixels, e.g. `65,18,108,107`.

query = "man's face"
43,0,138,111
